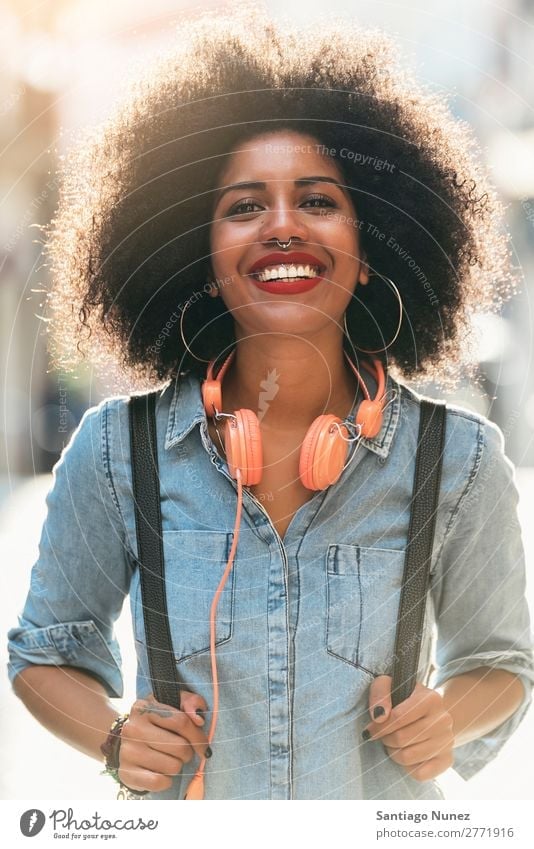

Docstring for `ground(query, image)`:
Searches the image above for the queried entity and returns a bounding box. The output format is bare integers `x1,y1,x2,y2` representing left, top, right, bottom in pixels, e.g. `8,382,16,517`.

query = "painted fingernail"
361,729,372,741
205,746,213,759
373,706,386,719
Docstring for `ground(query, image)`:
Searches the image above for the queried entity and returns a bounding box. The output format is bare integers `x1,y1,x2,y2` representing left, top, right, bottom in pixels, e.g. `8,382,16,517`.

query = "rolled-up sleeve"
7,400,133,699
430,417,534,780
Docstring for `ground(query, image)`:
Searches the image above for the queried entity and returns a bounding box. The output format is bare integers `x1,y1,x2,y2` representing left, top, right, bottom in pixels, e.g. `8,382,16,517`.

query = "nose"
257,201,310,245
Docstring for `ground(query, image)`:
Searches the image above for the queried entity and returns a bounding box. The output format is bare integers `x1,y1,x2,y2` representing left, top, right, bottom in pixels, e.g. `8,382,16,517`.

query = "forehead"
217,131,344,184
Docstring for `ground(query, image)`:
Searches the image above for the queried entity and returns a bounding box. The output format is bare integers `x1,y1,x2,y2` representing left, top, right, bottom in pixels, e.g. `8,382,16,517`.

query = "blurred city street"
1,468,533,801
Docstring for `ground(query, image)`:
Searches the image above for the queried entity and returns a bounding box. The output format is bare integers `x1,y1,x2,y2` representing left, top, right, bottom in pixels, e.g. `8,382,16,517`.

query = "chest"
207,419,316,541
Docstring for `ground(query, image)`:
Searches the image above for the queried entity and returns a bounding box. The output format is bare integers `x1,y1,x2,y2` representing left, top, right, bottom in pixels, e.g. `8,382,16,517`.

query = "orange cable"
184,467,244,800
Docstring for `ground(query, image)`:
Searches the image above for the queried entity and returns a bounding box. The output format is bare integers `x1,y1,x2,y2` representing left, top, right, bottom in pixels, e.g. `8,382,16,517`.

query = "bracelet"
100,713,149,797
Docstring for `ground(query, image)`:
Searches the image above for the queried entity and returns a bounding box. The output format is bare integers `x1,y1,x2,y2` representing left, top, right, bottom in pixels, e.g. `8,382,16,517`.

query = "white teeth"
253,263,321,282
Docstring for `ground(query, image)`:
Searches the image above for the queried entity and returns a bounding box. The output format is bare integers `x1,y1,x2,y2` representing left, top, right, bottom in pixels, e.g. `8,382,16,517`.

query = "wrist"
100,713,149,797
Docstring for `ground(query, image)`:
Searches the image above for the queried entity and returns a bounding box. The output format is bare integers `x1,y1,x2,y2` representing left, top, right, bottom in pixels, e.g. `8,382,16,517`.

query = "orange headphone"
201,349,386,490
183,350,387,799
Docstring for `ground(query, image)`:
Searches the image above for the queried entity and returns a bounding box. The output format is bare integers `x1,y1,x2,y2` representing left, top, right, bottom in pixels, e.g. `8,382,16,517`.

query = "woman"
7,7,534,800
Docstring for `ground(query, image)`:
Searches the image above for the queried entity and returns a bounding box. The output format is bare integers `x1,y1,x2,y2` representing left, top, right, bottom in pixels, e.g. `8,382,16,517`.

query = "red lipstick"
250,276,324,294
246,251,326,295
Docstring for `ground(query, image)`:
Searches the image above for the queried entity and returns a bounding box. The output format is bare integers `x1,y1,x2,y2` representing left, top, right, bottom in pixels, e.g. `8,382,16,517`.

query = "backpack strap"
391,398,447,706
128,391,181,710
129,390,446,712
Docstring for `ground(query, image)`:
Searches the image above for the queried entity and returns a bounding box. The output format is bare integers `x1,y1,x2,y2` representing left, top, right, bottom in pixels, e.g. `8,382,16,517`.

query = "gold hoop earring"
179,296,213,364
344,273,404,354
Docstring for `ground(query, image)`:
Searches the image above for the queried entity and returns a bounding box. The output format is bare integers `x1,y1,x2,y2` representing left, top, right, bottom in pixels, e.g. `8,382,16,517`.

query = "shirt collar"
165,368,401,459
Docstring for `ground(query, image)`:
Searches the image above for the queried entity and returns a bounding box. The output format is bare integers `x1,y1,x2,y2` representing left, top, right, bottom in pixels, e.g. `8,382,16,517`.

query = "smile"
251,263,322,283
247,266,325,295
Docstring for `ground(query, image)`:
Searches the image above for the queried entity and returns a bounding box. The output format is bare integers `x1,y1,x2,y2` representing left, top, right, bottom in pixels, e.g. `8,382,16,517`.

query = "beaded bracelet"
100,713,149,798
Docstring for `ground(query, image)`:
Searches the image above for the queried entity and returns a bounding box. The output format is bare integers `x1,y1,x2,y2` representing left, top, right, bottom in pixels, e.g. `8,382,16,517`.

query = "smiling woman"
7,2,534,803
40,4,513,391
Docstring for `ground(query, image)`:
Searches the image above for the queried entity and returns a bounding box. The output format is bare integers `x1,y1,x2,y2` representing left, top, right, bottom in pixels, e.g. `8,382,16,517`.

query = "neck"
217,331,366,432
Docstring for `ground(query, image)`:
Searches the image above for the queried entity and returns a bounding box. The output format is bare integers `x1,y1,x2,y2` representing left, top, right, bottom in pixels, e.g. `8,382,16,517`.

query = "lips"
250,275,324,295
247,251,326,275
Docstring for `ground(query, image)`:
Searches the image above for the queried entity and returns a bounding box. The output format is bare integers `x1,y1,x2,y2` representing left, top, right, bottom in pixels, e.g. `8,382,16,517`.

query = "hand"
362,675,455,782
118,690,211,793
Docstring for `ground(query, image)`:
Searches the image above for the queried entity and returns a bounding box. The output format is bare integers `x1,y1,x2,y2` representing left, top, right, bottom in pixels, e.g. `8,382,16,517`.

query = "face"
209,130,369,344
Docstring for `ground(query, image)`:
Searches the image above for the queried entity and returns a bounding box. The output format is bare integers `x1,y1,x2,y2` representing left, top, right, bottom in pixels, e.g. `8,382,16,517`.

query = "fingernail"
373,706,386,719
205,746,213,759
361,729,372,741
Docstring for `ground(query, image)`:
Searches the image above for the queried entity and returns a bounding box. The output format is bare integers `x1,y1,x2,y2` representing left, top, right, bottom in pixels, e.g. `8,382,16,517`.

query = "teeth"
253,263,321,282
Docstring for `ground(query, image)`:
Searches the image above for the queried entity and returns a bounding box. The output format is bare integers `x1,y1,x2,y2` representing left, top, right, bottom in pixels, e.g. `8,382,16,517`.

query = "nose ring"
276,238,293,249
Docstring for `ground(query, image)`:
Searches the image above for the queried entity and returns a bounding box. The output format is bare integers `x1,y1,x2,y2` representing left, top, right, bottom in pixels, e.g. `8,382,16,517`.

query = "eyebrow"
213,176,345,206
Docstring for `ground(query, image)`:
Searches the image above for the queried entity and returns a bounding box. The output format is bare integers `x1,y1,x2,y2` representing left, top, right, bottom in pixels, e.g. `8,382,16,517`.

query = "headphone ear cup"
202,379,222,419
356,399,383,439
299,414,348,491
225,408,263,486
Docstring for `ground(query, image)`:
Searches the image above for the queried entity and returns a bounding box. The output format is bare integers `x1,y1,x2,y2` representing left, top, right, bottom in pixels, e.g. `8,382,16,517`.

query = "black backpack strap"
128,391,181,709
391,398,447,707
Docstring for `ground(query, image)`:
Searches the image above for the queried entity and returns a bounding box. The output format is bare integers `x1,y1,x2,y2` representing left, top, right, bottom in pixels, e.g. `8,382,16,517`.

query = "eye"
225,198,263,217
300,193,337,210
224,193,338,218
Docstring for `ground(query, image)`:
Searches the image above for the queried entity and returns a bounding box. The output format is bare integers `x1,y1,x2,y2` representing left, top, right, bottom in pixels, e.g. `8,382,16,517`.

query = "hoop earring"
344,273,404,354
179,296,213,364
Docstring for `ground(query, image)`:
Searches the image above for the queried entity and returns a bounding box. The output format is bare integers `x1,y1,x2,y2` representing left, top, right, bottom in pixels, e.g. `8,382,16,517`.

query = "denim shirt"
7,368,534,800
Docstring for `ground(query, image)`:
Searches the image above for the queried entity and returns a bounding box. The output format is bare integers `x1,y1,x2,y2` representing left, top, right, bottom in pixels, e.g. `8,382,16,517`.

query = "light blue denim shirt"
7,367,534,800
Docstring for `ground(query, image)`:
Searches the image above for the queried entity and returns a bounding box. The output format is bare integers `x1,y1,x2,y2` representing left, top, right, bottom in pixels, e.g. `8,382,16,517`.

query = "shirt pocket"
326,543,405,676
133,529,235,664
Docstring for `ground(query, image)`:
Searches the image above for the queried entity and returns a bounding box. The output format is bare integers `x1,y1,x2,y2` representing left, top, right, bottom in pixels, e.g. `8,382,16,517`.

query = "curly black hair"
43,2,517,391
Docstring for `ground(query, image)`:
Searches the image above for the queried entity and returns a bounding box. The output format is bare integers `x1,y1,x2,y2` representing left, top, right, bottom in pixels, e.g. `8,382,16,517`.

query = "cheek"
321,218,359,246
325,225,362,268
209,226,245,272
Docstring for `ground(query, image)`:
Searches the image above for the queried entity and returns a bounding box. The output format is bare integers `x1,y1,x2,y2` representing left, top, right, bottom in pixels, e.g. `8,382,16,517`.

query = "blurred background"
1,0,533,801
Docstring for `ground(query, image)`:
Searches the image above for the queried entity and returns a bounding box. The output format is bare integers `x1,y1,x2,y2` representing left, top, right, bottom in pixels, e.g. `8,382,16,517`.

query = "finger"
123,725,196,763
375,716,435,749
363,709,426,741
378,710,453,749
363,683,438,739
122,743,190,776
391,683,443,724
131,698,210,760
180,689,209,727
405,751,454,782
118,765,173,794
384,733,454,767
368,675,392,723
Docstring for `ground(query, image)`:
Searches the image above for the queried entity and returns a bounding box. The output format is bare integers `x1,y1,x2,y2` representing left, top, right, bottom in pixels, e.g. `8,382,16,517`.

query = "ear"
206,274,219,298
358,255,370,286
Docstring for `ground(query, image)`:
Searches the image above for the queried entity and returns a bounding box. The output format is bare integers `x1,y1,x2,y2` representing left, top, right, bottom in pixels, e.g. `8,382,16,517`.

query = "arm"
7,400,131,735
12,665,118,762
440,666,525,748
7,399,210,792
429,416,534,778
362,416,534,781
11,665,210,793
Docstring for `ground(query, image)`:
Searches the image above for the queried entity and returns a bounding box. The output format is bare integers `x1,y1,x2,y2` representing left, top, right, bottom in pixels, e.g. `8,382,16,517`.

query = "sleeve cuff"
7,619,124,699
